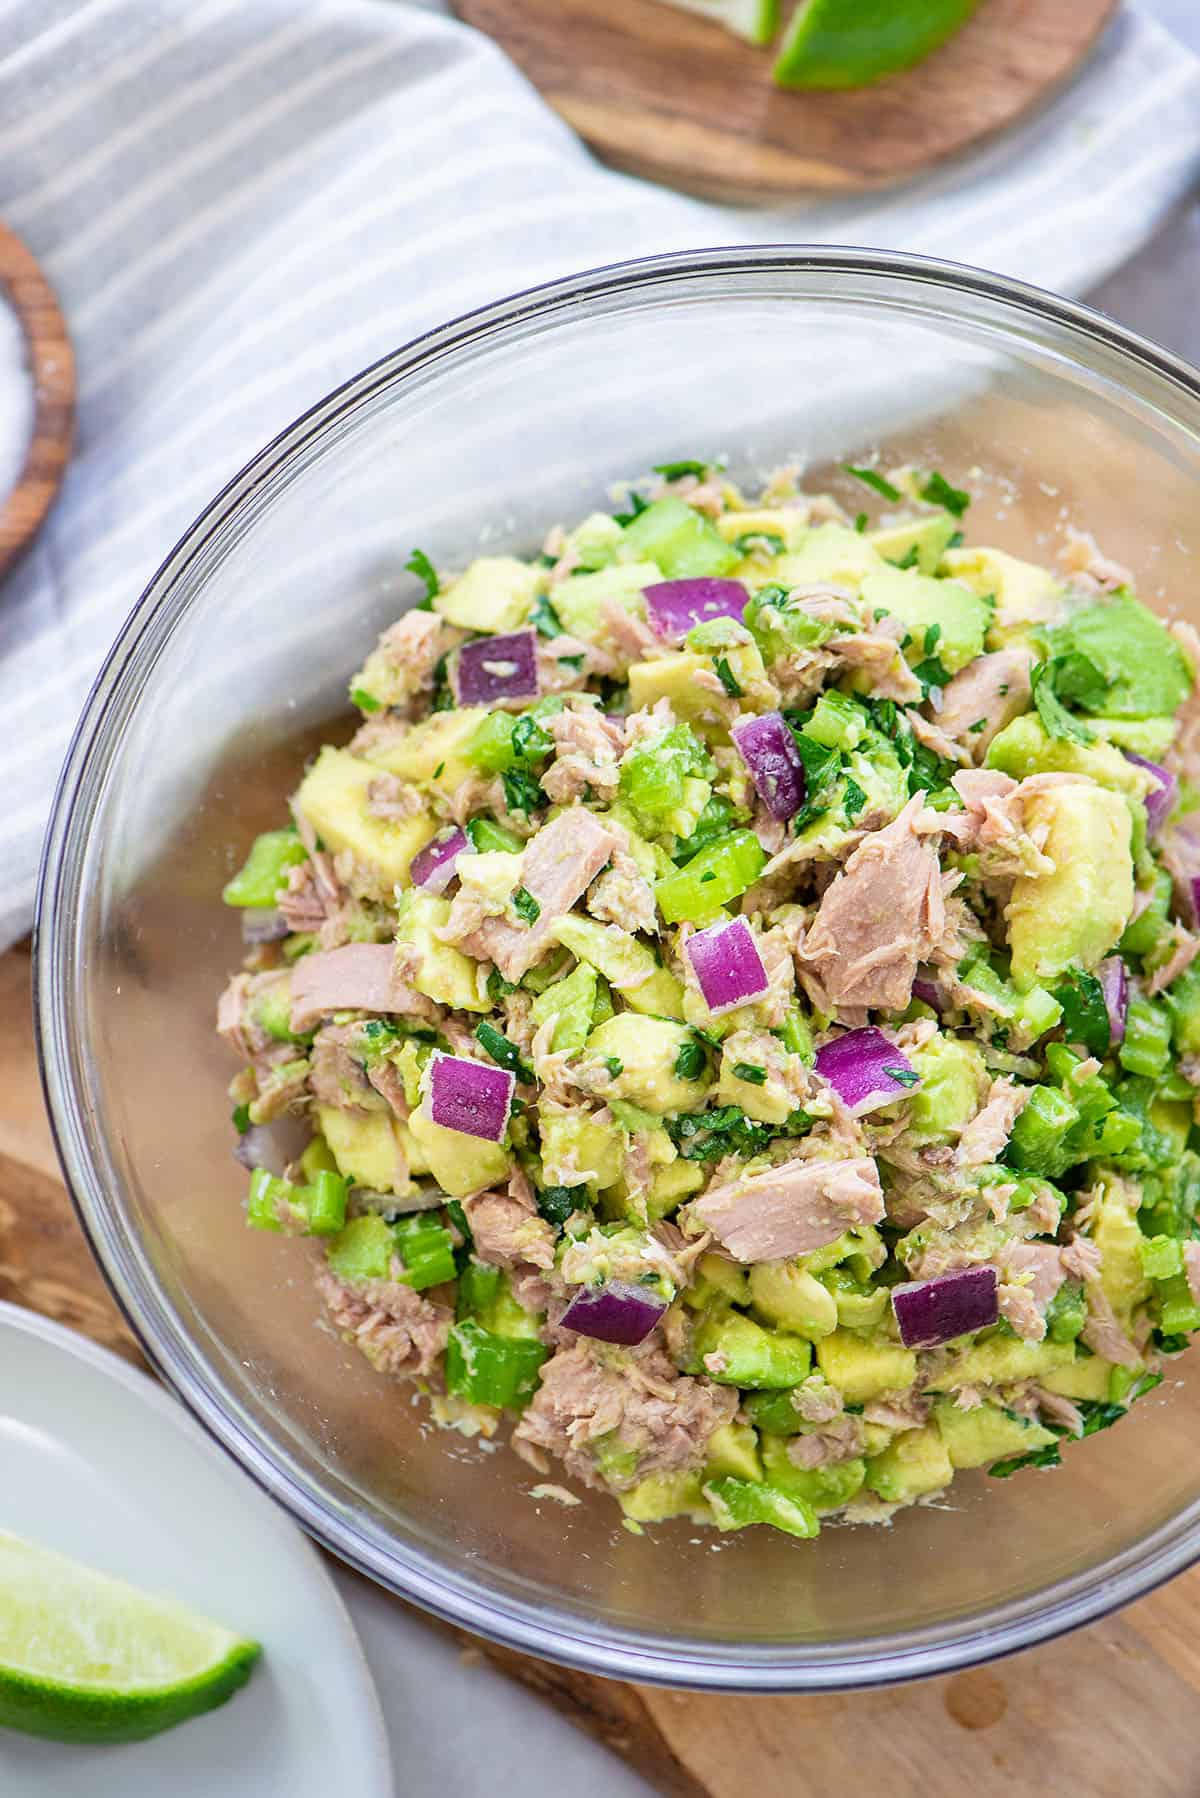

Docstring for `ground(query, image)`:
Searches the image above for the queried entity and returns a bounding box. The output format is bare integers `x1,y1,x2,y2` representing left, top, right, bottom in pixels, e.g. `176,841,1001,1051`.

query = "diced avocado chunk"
692,1308,813,1389
1092,1191,1152,1317
619,1470,711,1525
867,512,958,575
529,961,598,1054
769,523,887,590
222,828,308,908
704,1476,819,1539
926,1334,1074,1392
715,507,808,552
815,1332,917,1405
760,1436,866,1513
537,1103,623,1192
903,1032,987,1145
943,546,1065,632
704,1420,764,1484
620,497,739,580
362,706,489,792
858,568,990,673
1046,594,1192,720
317,1104,408,1193
1089,717,1178,758
686,1252,751,1309
552,562,660,641
627,646,764,725
933,1398,1056,1470
865,1425,953,1503
407,1104,510,1197
985,714,1152,802
433,556,540,632
294,747,437,889
1041,1356,1118,1402
716,1053,796,1126
583,1015,710,1116
326,1214,394,1283
550,914,685,1019
1007,783,1133,989
246,972,305,1044
394,890,489,1012
749,1262,839,1339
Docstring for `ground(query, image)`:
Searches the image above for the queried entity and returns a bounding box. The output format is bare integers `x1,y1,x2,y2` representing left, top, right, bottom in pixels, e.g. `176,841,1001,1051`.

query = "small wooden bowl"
0,221,75,581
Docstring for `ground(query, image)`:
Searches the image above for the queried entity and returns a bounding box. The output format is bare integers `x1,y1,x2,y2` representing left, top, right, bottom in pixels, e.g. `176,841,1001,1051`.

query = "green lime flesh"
774,0,980,89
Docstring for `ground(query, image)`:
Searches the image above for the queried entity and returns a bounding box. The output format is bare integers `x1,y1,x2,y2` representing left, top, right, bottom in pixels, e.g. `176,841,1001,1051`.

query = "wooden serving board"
453,0,1118,200
3,938,1200,1794
0,222,74,580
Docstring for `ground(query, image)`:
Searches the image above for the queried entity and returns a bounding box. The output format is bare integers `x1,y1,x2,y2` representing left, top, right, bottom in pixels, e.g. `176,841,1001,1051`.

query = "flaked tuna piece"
512,1337,736,1491
290,943,434,1032
1081,1283,1143,1367
457,807,617,982
906,709,971,768
862,1389,931,1432
317,1265,451,1378
365,773,424,821
1060,1234,1104,1284
542,705,622,806
308,1022,376,1112
828,628,923,704
786,1416,865,1469
997,1243,1067,1342
690,1156,884,1263
1059,526,1133,594
217,969,291,1060
367,610,461,710
953,1077,1030,1169
1147,925,1200,996
464,1166,556,1271
934,648,1033,760
588,846,657,936
796,794,944,1012
1037,1389,1084,1436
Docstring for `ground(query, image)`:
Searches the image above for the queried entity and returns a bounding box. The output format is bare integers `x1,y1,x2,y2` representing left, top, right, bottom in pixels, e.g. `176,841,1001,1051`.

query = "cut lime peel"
0,1531,260,1744
651,0,781,48
774,0,982,89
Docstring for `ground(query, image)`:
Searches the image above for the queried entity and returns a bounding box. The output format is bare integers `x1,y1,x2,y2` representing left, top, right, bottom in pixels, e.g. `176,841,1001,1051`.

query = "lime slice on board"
654,0,780,47
774,0,981,88
0,1531,260,1744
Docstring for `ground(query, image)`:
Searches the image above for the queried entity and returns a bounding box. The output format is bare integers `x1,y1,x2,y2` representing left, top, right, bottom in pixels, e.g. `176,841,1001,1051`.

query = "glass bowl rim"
34,243,1200,1692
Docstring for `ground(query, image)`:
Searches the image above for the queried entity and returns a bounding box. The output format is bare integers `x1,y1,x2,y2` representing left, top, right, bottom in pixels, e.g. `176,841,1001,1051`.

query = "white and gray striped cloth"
2,0,1200,949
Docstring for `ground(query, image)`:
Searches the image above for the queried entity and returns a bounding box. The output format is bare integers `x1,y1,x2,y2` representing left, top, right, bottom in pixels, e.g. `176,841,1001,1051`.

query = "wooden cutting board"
453,0,1118,200
3,939,1200,1795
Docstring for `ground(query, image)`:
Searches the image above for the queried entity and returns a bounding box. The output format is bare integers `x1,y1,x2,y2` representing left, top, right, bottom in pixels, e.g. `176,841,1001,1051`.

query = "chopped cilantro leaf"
475,1021,534,1083
511,713,553,761
854,512,868,534
700,869,717,883
887,545,920,570
405,547,439,603
487,968,518,1001
232,1103,251,1134
883,1066,920,1088
512,885,541,925
918,470,970,517
912,656,951,690
843,464,901,503
537,1184,587,1227
925,622,942,655
557,653,585,672
531,593,564,639
603,1056,624,1079
654,459,709,481
667,1105,812,1162
842,776,867,822
613,491,649,527
1031,660,1095,745
674,1039,708,1081
1052,970,1111,1057
967,719,987,734
502,768,544,816
732,1062,767,1085
988,1442,1063,1479
734,530,785,556
714,656,743,698
433,761,445,779
351,686,381,713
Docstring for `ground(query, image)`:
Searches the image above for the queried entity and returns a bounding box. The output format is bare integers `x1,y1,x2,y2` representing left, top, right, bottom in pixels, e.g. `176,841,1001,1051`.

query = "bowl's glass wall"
42,255,1200,1685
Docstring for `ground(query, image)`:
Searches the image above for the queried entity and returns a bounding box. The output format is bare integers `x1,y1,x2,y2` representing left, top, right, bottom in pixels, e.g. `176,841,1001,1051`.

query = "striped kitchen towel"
2,0,1199,947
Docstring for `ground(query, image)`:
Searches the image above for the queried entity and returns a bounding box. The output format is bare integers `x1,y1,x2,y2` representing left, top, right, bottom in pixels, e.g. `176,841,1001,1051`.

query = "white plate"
0,1302,393,1797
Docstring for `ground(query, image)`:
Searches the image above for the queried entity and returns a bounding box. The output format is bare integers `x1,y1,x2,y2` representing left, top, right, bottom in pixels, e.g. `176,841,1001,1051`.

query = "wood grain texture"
0,220,75,579
5,934,1200,1797
453,0,1118,200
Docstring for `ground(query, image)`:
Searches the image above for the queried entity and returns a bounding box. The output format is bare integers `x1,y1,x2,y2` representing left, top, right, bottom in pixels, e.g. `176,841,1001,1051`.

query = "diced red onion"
1124,751,1177,839
911,975,944,1012
560,1280,667,1346
644,578,748,643
731,711,807,821
241,906,290,944
429,1052,514,1142
410,827,470,895
233,1116,311,1178
892,1266,998,1348
452,629,539,706
814,1028,920,1115
1098,956,1128,1047
685,917,770,1015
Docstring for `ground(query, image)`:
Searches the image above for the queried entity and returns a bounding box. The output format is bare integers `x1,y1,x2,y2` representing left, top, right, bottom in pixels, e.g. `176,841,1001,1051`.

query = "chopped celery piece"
445,1319,547,1409
1155,1271,1200,1336
1119,867,1172,959
326,1215,395,1281
222,828,307,908
704,1476,819,1540
803,691,867,751
247,1167,347,1237
1119,998,1172,1078
1044,1282,1087,1344
247,1169,284,1233
1006,1085,1079,1176
1140,1235,1184,1281
467,816,524,853
654,829,767,926
621,497,739,580
393,1214,457,1291
780,1005,815,1063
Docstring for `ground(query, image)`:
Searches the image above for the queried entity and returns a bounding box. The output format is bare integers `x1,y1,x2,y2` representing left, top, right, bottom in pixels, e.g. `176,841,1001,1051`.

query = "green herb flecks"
512,886,541,926
732,1062,767,1086
405,547,439,604
714,657,743,699
919,470,970,517
674,1038,708,1081
475,1021,534,1084
843,464,901,503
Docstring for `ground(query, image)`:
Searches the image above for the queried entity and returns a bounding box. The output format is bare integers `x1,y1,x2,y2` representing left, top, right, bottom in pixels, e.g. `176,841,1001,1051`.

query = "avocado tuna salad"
216,459,1200,1539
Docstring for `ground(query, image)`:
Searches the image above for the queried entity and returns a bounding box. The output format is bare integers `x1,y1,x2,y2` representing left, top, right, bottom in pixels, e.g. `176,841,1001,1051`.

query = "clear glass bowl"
37,248,1200,1691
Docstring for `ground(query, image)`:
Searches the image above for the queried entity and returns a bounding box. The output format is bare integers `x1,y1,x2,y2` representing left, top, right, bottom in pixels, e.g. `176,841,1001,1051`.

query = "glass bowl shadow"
36,247,1200,1691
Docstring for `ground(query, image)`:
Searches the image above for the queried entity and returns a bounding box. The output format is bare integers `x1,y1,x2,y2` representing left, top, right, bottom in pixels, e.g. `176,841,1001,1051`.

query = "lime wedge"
0,1531,260,1744
654,0,780,48
774,0,980,88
